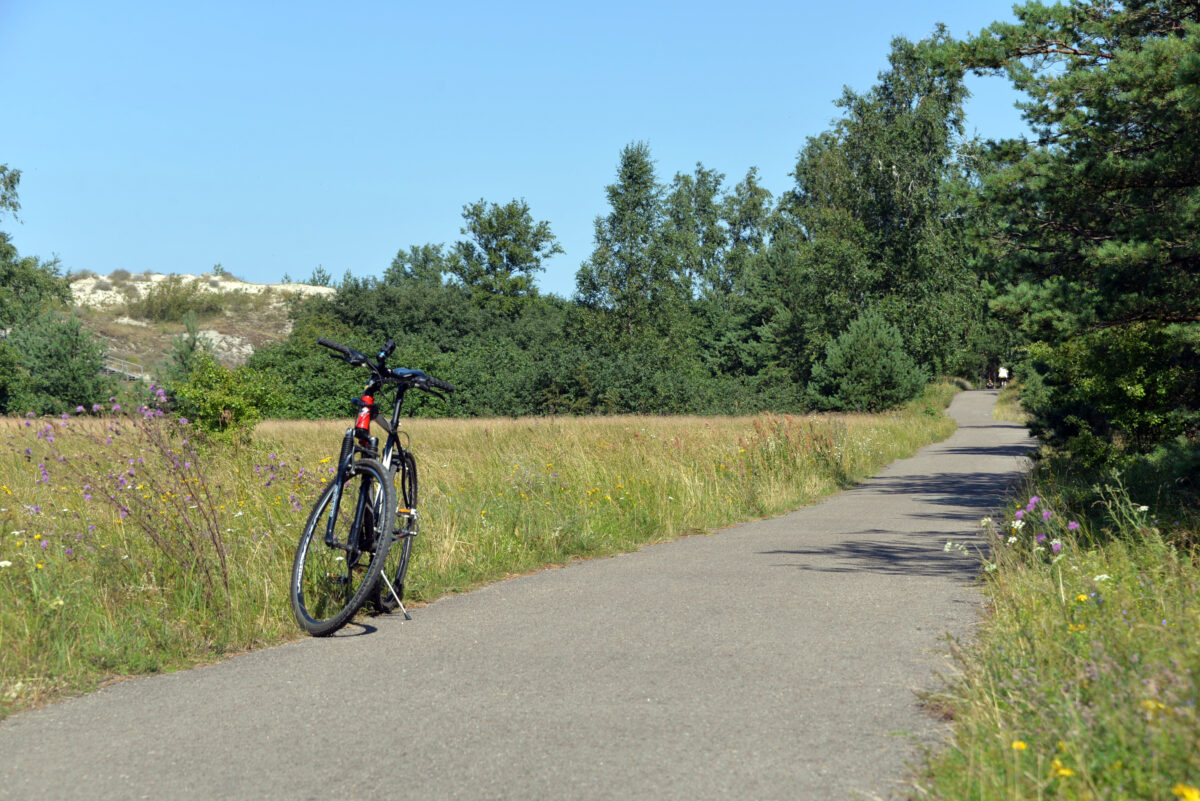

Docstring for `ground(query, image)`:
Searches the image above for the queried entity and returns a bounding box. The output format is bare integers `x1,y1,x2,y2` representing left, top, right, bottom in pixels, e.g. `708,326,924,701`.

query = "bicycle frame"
322,381,414,553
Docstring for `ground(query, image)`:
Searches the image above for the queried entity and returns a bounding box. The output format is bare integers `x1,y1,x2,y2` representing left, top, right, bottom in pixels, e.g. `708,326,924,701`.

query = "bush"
6,312,118,415
806,310,927,412
125,275,224,322
169,353,267,442
109,269,131,281
1019,322,1200,464
0,340,30,414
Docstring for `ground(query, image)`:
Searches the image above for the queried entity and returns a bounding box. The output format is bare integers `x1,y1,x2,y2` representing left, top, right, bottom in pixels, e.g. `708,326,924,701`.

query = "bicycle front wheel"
290,458,396,636
374,450,417,613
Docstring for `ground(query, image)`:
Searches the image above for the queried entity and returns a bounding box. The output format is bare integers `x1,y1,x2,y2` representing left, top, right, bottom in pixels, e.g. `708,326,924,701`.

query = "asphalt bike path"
0,390,1033,800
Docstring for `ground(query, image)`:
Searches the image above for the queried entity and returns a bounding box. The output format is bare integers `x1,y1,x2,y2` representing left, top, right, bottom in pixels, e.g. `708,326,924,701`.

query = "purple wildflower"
1042,510,1052,521
1068,521,1080,531
75,406,85,413
1051,540,1063,554
1015,509,1024,520
111,404,121,412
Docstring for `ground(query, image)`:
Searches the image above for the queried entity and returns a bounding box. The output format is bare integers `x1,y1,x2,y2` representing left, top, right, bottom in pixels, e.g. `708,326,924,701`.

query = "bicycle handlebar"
316,337,456,395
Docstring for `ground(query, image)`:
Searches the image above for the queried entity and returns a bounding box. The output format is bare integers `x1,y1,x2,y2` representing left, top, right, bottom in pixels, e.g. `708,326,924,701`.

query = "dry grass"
1,385,957,717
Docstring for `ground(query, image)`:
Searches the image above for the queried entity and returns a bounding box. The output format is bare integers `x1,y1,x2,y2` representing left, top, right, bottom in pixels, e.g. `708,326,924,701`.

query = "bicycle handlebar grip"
429,376,456,393
317,338,353,357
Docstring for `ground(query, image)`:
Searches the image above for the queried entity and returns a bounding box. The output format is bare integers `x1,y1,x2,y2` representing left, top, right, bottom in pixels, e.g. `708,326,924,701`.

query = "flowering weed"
920,475,1200,800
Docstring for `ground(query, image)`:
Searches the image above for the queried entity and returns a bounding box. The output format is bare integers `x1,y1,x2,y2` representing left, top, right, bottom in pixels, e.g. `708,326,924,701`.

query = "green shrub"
5,312,118,415
169,353,267,442
125,275,224,322
1019,323,1200,465
109,269,131,281
806,309,927,412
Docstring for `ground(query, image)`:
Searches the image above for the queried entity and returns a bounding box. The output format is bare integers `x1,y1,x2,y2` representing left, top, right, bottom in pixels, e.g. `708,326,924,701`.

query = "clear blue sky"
2,0,1028,299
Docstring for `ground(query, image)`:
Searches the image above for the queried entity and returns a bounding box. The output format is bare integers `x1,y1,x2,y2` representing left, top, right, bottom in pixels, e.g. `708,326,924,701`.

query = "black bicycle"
289,336,455,636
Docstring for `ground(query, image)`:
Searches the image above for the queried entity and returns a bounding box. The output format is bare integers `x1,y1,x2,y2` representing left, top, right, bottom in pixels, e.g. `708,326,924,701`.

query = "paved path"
0,391,1033,800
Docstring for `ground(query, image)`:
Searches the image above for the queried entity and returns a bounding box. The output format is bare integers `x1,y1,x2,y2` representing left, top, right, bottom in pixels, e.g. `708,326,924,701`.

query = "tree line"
4,0,1198,492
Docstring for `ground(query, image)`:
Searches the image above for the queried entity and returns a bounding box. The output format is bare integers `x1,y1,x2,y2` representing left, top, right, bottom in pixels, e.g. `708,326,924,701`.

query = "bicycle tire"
374,450,417,613
290,458,396,636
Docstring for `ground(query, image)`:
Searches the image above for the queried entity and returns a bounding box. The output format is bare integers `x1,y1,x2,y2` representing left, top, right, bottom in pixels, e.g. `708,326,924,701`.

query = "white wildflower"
1137,505,1149,512
980,516,993,527
1094,574,1112,582
1007,536,1018,544
1011,520,1025,530
0,560,12,568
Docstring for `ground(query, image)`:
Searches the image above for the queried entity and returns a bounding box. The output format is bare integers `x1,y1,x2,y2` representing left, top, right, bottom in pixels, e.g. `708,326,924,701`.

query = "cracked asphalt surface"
0,390,1033,800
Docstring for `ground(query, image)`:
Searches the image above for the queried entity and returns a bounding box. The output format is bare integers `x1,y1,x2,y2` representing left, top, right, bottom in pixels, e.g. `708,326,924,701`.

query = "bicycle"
289,336,455,636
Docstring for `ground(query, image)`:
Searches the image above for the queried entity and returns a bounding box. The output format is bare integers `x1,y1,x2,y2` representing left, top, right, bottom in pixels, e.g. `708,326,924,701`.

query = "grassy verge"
0,383,957,719
918,464,1200,798
993,382,1029,424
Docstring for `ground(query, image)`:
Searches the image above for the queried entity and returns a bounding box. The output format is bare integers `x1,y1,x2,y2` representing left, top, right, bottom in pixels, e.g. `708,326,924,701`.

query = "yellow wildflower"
1011,740,1027,751
1076,593,1089,602
1173,784,1200,801
1050,758,1075,778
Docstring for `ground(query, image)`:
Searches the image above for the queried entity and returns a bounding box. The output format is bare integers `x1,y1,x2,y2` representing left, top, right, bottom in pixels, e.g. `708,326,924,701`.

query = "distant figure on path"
997,365,1009,388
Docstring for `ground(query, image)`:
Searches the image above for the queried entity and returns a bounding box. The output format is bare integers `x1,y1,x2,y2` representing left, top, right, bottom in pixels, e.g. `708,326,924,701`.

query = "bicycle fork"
324,429,367,553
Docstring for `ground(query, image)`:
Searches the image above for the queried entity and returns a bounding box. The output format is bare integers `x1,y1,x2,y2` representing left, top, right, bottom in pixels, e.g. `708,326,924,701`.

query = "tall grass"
1,384,956,718
918,473,1200,799
993,382,1029,424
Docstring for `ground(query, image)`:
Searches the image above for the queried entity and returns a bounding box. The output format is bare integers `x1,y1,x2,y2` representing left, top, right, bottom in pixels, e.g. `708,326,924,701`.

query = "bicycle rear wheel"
290,458,396,636
374,450,417,613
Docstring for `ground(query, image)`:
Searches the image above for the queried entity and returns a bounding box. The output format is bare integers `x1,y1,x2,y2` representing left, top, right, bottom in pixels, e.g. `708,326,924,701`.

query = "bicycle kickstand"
380,573,412,621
